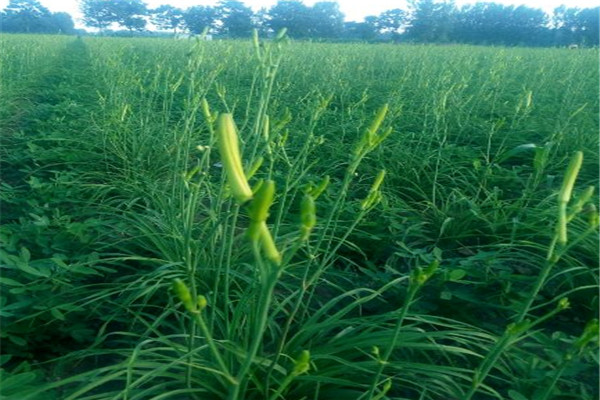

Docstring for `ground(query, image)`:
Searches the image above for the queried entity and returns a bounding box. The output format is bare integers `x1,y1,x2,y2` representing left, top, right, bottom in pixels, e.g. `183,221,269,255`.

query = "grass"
0,33,598,399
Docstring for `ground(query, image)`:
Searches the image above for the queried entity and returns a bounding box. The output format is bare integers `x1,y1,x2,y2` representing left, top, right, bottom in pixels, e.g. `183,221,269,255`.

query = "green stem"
366,282,420,399
193,312,237,387
228,243,279,400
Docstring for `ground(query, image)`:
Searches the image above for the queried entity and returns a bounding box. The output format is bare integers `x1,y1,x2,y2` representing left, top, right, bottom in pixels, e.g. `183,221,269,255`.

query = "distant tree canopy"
80,0,147,32
0,0,76,34
1,0,598,47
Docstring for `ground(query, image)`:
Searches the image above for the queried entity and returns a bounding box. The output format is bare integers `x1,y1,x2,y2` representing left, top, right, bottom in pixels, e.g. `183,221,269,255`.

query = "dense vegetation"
0,33,598,399
2,0,599,47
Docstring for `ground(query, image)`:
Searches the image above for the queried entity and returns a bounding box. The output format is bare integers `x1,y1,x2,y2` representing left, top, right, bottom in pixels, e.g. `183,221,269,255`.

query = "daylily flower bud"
217,113,253,204
173,279,195,313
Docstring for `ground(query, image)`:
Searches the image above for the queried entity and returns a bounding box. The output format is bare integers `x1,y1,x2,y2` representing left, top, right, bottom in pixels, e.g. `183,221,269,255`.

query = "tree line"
1,0,598,47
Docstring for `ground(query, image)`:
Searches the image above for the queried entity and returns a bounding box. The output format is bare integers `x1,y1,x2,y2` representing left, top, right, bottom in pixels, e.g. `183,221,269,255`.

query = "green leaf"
8,335,27,347
50,307,65,321
508,390,529,400
0,371,37,392
20,247,31,263
440,291,453,300
0,277,23,286
16,261,50,278
0,354,12,366
449,269,466,281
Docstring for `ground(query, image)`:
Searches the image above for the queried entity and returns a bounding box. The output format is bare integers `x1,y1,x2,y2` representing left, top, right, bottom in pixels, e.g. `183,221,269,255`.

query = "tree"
252,7,270,36
375,8,407,41
151,5,183,33
405,0,456,43
217,0,254,38
267,0,312,38
577,7,600,46
310,2,344,39
1,0,50,33
554,6,600,46
50,12,76,34
184,5,217,35
343,18,379,41
80,0,114,30
81,0,147,32
111,0,147,31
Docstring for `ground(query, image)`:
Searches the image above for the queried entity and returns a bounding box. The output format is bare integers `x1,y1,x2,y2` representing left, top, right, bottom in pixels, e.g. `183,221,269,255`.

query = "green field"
1,34,598,399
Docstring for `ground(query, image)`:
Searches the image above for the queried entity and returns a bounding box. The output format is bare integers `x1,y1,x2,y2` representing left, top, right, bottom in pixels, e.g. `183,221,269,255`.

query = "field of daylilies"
0,33,598,399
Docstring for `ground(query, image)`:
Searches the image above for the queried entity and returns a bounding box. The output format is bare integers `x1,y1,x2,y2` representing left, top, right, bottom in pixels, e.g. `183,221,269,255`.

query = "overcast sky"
1,0,599,28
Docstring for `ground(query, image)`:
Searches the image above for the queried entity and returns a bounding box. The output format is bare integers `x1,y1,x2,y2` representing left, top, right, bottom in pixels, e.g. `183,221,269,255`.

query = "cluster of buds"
172,278,207,314
354,104,393,157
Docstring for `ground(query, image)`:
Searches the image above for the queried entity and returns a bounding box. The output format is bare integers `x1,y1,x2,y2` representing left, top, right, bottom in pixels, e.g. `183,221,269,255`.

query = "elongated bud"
275,28,287,40
247,180,275,243
372,170,386,192
413,259,439,286
258,222,281,265
506,319,531,336
368,104,389,138
197,295,207,312
263,115,270,141
559,151,583,204
574,186,595,210
311,175,329,199
248,180,275,223
574,319,599,355
354,104,389,155
300,194,316,241
201,98,211,121
525,90,533,109
252,28,259,50
361,170,386,210
292,350,310,375
382,378,392,394
173,279,196,313
246,157,264,180
557,151,583,245
217,113,253,204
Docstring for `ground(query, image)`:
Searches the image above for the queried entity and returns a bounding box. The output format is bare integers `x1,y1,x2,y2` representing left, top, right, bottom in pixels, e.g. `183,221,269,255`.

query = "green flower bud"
248,180,275,224
367,104,389,141
300,194,316,240
173,279,196,313
217,113,253,204
559,151,583,205
246,157,264,180
310,175,330,199
574,319,599,354
197,295,207,312
259,222,281,266
275,28,287,40
201,98,211,121
292,350,310,375
557,297,570,311
361,170,386,210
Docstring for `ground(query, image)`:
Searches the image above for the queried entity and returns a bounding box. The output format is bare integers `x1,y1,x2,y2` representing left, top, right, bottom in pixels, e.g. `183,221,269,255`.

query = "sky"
1,0,599,29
